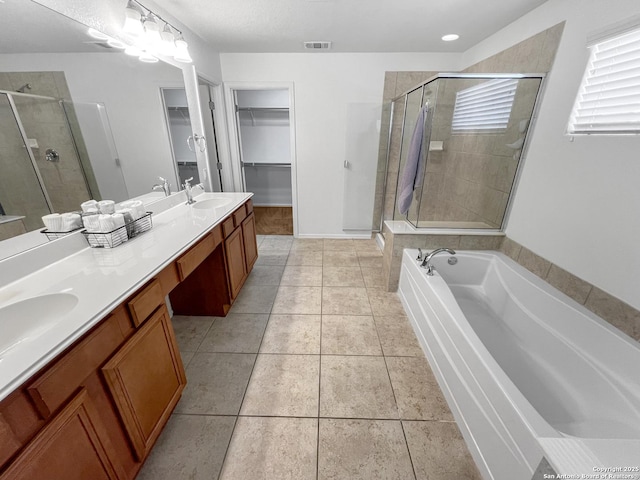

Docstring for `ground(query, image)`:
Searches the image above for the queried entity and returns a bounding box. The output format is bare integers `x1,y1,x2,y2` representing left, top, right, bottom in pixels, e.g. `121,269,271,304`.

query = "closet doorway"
230,87,296,235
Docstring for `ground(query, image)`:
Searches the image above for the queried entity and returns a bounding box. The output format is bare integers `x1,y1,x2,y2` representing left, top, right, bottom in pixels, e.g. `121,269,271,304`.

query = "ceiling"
152,0,549,53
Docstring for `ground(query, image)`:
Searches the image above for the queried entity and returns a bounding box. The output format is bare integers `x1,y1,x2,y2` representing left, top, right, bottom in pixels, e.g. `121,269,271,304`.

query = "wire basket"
82,212,153,248
41,227,83,241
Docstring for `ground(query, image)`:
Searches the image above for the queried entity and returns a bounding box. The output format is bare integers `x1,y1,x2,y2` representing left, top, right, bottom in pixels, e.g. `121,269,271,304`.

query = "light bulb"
159,24,177,55
123,1,144,37
143,14,162,46
125,45,143,56
174,36,192,63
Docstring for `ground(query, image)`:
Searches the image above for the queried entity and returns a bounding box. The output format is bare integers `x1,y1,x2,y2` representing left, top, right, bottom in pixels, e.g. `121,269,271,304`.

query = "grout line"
400,420,419,480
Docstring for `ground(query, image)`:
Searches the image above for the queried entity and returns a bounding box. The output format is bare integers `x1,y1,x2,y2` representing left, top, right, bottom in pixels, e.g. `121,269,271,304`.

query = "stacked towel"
42,213,83,232
80,200,99,213
119,200,146,220
98,200,116,214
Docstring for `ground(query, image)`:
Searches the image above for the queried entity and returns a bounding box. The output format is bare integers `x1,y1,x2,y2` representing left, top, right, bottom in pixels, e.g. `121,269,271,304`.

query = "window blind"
568,27,640,134
451,78,518,132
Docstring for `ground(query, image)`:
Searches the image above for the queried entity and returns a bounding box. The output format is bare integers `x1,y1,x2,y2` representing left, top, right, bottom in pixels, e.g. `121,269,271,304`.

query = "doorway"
229,87,296,235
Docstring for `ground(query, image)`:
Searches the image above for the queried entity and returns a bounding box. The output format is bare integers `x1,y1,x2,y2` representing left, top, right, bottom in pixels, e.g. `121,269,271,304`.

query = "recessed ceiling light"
442,34,459,42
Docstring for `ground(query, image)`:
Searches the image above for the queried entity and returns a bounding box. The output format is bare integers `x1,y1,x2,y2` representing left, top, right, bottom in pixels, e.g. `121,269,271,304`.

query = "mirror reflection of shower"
161,88,199,188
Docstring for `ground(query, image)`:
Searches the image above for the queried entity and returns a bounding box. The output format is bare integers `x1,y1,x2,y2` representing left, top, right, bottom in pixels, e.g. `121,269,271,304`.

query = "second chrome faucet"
420,248,456,276
184,177,204,205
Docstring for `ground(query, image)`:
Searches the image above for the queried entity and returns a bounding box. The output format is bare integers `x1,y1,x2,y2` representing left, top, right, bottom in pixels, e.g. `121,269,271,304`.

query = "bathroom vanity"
0,192,257,479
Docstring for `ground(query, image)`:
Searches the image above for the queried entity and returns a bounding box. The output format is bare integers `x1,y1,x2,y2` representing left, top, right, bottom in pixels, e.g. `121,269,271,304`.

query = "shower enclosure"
0,90,100,237
377,73,544,231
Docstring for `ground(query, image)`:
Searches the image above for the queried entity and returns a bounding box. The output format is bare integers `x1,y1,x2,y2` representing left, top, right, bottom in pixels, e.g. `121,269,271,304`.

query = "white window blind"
568,27,640,134
451,78,518,132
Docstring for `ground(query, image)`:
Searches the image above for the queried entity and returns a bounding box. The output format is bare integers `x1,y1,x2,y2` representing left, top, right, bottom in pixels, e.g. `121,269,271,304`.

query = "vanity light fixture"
121,0,192,64
442,34,460,42
138,51,159,63
124,45,143,56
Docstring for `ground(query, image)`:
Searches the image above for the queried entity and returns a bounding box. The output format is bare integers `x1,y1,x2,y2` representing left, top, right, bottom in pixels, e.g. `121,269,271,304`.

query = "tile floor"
138,235,481,480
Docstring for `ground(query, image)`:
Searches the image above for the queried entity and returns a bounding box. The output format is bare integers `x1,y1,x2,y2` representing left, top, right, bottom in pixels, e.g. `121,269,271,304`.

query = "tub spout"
421,248,456,275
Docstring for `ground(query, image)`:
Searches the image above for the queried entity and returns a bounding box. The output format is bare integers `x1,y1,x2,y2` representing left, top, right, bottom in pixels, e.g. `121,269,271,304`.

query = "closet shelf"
241,162,291,168
237,107,289,112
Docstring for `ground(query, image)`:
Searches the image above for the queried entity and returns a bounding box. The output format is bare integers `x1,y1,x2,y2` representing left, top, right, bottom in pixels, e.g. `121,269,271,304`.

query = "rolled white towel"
80,200,99,213
97,200,116,214
42,213,62,231
120,200,146,219
98,214,116,232
82,214,101,232
111,213,128,242
60,212,82,232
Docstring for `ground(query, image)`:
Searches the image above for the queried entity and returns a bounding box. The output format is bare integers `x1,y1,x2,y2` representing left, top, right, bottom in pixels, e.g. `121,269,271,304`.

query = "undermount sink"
0,293,79,357
191,198,232,210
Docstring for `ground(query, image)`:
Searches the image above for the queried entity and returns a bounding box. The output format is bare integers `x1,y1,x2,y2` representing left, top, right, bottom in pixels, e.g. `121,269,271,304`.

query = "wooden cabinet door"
242,212,258,273
0,388,122,480
102,306,186,461
225,226,247,300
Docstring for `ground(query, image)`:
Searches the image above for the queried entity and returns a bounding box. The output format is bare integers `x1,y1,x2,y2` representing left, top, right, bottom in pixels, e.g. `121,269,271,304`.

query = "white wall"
463,0,640,310
1,52,184,197
220,53,461,237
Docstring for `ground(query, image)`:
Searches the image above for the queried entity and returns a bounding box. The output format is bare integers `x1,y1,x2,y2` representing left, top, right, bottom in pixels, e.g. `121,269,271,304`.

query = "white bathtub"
398,249,640,480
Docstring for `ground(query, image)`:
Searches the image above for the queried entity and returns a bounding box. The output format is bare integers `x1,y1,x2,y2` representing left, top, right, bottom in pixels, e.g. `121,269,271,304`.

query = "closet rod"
241,162,291,168
237,107,289,112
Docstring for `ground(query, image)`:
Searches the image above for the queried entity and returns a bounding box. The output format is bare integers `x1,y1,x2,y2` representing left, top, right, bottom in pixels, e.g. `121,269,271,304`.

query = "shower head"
16,83,32,93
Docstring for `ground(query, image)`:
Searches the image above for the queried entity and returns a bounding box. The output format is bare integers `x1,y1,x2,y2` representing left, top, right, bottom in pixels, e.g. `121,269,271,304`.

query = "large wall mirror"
0,0,188,257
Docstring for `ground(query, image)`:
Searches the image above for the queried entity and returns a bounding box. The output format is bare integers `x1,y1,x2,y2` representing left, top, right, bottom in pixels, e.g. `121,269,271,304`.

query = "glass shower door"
0,93,51,232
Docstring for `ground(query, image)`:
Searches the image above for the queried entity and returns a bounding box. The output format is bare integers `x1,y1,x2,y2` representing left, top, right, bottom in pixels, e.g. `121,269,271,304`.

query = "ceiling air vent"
304,41,332,50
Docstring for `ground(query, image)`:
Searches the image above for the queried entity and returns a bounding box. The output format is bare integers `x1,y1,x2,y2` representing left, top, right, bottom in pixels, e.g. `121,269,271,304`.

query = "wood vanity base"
0,198,257,479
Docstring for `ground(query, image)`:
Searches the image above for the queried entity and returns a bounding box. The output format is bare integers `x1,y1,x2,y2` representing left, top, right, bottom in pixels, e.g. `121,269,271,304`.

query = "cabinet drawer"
27,308,131,418
176,232,216,281
233,204,247,226
245,199,253,214
128,279,164,327
222,216,235,238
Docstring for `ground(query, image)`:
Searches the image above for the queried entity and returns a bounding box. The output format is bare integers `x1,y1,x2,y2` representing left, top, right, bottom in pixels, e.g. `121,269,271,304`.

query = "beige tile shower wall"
0,72,91,227
373,72,436,229
500,237,640,344
372,23,564,231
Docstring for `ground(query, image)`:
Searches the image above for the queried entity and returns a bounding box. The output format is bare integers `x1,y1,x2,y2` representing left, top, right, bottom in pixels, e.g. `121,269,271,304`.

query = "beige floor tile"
403,421,482,480
358,251,384,269
375,316,424,357
198,314,269,353
323,238,356,251
272,286,322,314
219,417,317,480
321,315,382,355
241,354,320,417
229,285,278,314
244,265,285,286
137,414,235,480
368,288,407,316
322,266,365,287
353,238,382,253
175,353,255,415
323,250,360,267
260,314,321,354
171,315,214,352
318,419,414,480
386,357,453,421
291,238,325,251
361,267,386,288
260,235,293,251
180,350,196,367
286,250,323,266
255,249,290,266
322,287,372,315
280,265,323,286
320,356,398,419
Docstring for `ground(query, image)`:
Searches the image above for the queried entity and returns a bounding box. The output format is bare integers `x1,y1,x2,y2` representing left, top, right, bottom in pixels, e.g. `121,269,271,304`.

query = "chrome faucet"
421,248,456,276
152,176,171,197
183,177,204,205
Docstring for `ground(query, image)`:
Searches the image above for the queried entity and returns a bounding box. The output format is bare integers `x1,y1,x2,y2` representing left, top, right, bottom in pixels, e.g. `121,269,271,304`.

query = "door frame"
223,82,298,237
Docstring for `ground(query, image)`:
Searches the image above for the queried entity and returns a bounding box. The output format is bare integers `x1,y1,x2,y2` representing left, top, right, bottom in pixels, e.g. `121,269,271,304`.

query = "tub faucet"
421,248,456,276
152,176,171,196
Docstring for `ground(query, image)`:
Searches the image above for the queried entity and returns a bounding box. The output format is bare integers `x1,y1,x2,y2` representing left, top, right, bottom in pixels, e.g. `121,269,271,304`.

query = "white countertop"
0,191,252,402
